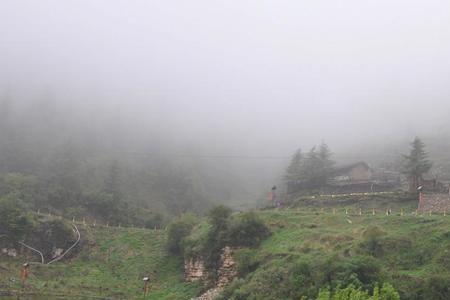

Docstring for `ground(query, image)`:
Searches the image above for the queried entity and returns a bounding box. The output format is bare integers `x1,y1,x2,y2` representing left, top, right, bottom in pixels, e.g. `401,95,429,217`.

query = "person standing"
270,185,280,208
20,263,30,288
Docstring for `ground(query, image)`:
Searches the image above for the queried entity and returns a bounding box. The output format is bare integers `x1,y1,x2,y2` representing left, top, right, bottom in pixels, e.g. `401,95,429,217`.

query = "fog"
1,1,450,207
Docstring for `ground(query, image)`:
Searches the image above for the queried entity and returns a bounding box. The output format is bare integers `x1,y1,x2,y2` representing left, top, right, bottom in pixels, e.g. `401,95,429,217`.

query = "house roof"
331,161,371,176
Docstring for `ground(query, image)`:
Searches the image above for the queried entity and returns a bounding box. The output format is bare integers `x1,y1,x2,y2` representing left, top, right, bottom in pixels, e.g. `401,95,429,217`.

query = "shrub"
0,197,33,241
228,212,270,248
359,226,386,257
319,255,383,291
166,213,197,255
234,248,260,277
208,205,232,231
316,283,399,300
423,275,450,300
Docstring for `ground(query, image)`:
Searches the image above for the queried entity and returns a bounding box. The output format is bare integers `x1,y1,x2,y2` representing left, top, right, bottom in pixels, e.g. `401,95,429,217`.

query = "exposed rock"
1,248,17,257
190,287,222,300
217,246,237,288
185,257,206,282
52,247,64,259
189,246,237,300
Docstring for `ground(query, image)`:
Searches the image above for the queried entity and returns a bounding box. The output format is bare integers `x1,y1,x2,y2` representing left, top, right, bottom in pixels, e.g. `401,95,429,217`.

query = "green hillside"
3,196,450,300
218,208,450,300
0,226,201,300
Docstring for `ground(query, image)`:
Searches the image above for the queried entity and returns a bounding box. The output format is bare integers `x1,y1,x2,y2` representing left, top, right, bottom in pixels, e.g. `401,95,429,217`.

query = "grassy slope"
0,226,201,300
231,208,450,299
2,194,448,299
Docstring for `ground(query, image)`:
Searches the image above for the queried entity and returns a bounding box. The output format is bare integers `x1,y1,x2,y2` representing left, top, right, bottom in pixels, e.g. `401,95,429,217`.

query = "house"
325,162,400,194
329,162,372,184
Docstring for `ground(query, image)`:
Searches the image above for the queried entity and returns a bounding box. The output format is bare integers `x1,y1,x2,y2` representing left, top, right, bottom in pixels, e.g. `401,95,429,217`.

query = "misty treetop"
0,96,254,225
285,142,335,189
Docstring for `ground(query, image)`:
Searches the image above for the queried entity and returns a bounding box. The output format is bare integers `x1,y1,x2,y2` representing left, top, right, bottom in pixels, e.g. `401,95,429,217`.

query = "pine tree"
318,142,335,184
284,148,303,182
402,137,432,192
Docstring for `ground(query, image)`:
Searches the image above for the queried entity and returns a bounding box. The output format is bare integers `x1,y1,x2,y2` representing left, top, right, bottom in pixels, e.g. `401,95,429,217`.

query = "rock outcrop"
185,257,206,282
217,246,237,288
189,246,237,300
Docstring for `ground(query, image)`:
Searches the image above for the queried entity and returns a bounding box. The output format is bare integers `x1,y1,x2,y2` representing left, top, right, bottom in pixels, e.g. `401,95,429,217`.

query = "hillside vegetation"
3,196,450,299
218,208,450,300
0,226,201,300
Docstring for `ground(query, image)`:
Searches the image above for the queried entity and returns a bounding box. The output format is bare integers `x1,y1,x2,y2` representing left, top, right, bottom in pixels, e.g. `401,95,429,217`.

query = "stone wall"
420,193,450,212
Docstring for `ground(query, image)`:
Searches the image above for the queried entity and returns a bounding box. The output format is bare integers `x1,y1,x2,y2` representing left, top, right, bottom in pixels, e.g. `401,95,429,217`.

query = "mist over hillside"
1,0,450,217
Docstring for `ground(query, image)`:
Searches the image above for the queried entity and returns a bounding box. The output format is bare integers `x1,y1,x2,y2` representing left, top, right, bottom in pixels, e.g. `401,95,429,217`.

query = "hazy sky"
1,0,450,155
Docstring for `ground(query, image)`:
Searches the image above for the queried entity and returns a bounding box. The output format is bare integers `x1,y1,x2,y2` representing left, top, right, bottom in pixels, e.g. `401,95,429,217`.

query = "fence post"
333,208,336,215
400,209,404,216
359,208,362,216
372,208,375,215
345,208,348,215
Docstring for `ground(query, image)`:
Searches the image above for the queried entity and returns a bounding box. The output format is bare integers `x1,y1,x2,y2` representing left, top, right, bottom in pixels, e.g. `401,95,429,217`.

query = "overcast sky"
1,0,450,156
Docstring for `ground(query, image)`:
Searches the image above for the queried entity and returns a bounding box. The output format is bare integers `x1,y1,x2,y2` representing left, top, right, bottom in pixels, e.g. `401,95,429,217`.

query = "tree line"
284,137,434,193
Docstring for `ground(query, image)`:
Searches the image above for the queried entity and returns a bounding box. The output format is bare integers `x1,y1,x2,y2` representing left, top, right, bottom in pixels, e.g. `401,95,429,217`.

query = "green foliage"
208,205,232,231
285,148,303,182
285,142,335,190
359,226,387,257
234,248,260,277
315,284,399,300
228,212,270,248
320,255,383,291
0,226,202,299
145,212,164,229
0,197,32,241
402,137,432,191
166,213,198,255
423,275,450,300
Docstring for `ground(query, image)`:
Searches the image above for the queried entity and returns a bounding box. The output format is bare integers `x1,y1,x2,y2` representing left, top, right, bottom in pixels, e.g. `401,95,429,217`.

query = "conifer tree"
284,148,303,182
402,137,432,192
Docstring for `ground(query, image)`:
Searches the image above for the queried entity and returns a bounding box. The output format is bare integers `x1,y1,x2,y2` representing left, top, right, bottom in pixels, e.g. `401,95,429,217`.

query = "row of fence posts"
291,207,447,217
36,209,166,231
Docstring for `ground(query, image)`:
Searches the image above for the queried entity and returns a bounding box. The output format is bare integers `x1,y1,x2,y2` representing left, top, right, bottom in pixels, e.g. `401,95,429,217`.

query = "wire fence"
34,210,166,231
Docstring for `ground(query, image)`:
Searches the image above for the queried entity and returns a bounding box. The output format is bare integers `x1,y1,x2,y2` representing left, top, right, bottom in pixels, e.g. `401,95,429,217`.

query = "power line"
114,151,290,160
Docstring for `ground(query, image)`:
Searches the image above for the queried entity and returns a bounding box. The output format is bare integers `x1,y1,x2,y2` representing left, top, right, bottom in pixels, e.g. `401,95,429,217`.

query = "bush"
423,275,450,300
359,226,386,257
0,197,33,241
166,214,197,255
228,212,270,248
145,213,164,229
234,248,260,277
316,283,399,300
208,205,232,231
319,255,383,291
